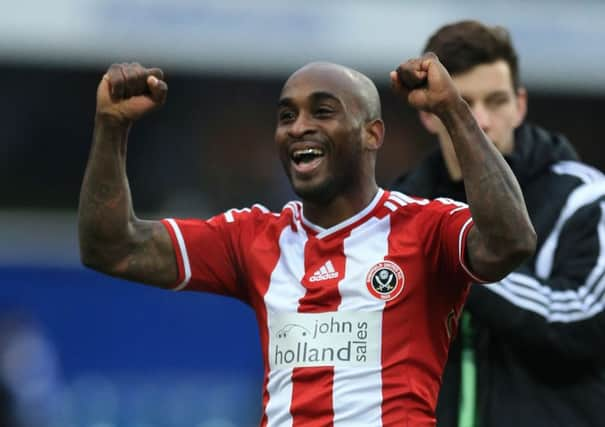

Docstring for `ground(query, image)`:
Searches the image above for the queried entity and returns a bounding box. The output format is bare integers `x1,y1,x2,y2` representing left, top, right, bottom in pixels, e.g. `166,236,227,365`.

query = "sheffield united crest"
366,261,405,301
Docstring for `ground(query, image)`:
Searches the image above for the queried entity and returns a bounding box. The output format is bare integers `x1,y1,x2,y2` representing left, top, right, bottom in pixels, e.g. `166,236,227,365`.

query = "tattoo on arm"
118,220,178,287
438,100,536,281
78,118,177,288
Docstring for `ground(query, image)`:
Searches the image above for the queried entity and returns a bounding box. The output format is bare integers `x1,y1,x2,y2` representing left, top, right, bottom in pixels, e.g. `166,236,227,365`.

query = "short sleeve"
161,209,255,300
420,198,487,285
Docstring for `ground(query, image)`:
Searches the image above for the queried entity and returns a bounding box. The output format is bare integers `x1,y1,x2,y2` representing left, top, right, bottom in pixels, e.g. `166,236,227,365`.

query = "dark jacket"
391,123,605,427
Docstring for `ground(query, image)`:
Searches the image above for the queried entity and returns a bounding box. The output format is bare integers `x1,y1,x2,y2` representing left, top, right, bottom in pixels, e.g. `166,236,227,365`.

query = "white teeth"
294,148,323,156
292,148,324,162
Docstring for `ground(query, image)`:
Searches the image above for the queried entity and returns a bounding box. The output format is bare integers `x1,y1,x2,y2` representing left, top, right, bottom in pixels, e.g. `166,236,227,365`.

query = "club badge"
366,261,405,301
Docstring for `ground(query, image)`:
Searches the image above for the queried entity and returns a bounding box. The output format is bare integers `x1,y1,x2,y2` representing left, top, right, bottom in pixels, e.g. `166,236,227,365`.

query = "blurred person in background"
0,381,18,427
0,314,62,427
391,20,605,427
77,55,535,426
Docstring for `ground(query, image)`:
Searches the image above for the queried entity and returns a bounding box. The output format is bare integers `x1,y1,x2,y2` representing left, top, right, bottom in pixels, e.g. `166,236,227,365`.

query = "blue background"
0,266,264,426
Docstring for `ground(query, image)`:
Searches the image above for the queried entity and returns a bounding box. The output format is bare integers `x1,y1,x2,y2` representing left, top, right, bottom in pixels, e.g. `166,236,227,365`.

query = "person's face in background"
420,59,527,180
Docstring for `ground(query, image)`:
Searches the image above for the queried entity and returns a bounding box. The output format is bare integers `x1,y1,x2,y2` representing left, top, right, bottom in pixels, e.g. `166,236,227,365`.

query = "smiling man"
276,63,383,224
78,57,535,426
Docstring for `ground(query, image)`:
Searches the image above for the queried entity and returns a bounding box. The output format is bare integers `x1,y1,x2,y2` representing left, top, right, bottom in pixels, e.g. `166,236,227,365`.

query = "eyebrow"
278,91,343,108
462,90,510,104
485,91,510,99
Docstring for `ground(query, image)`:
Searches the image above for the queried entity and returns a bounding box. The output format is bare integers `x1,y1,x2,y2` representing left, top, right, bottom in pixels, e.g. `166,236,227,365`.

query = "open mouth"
291,147,325,165
290,147,325,175
287,141,327,176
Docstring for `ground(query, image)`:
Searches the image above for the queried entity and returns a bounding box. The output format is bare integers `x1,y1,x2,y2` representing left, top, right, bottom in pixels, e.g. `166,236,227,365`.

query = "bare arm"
78,63,177,288
392,54,536,281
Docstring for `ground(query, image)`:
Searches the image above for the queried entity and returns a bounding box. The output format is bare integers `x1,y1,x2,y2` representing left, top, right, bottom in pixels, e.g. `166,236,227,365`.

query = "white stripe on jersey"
264,222,309,427
265,369,297,427
339,216,389,312
390,191,429,206
253,203,271,213
384,201,398,212
332,215,389,426
285,202,299,220
458,218,485,283
332,366,384,426
224,207,250,223
165,219,191,291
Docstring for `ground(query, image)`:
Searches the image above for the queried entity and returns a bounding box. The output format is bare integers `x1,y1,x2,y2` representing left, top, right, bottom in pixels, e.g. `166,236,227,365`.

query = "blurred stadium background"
1,1,604,426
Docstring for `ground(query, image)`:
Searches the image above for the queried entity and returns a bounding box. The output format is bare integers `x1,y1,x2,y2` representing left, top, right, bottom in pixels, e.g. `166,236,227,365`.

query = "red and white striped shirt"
162,189,480,426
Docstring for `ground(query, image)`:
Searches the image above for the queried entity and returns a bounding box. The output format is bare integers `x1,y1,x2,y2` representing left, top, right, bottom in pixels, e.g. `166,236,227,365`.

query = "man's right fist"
96,63,168,125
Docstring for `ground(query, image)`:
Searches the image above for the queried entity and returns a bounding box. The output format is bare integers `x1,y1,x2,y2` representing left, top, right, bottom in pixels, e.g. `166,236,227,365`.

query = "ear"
419,111,441,134
514,87,528,127
364,119,385,151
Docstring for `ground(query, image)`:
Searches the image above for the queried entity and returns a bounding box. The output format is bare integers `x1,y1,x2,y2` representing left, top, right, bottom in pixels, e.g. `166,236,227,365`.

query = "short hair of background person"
423,20,520,89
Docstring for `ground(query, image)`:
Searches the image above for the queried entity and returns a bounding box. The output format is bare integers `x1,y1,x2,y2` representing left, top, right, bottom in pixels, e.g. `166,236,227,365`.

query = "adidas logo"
309,260,339,282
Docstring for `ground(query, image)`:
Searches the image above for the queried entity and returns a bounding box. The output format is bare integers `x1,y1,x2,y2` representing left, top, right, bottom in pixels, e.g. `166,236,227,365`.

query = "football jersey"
161,189,482,427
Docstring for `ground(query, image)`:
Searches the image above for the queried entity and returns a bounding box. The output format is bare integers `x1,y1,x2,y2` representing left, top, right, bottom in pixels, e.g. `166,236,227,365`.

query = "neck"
439,137,463,182
302,182,379,229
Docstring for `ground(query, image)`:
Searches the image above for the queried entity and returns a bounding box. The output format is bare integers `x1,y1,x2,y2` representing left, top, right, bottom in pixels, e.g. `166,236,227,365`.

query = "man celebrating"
392,20,605,427
79,55,535,425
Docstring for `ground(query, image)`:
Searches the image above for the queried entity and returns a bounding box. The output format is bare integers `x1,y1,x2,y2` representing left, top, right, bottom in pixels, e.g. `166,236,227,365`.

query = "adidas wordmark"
310,260,339,282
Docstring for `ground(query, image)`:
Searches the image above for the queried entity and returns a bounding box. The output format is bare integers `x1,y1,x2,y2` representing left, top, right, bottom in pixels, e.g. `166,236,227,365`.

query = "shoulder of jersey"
222,201,300,224
383,191,430,213
384,191,468,216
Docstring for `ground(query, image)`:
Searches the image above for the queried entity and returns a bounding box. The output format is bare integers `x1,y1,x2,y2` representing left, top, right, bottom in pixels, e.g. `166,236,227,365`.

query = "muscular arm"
393,54,536,281
78,63,177,288
437,99,536,281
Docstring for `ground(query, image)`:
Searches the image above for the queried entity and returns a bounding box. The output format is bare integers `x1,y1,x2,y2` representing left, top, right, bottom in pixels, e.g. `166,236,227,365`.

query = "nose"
471,103,491,133
287,113,315,139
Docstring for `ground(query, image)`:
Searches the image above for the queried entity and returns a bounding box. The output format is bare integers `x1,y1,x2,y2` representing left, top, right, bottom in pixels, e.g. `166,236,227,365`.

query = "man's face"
424,60,526,156
452,60,526,154
275,67,364,204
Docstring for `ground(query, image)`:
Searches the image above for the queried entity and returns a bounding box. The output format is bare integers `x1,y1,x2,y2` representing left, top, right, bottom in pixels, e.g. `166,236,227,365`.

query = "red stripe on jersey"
382,211,440,427
380,200,464,426
290,367,335,426
259,374,269,427
289,234,347,426
297,234,344,313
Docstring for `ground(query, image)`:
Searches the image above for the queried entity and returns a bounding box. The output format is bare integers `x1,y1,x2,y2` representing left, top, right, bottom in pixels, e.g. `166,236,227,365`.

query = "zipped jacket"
391,123,605,427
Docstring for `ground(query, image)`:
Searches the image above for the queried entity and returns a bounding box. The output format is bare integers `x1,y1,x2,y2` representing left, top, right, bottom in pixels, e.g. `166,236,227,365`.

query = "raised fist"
390,53,460,115
96,62,168,125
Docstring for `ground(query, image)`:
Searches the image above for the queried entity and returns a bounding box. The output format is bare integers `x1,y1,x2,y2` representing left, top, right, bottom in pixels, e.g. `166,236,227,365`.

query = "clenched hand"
96,62,168,125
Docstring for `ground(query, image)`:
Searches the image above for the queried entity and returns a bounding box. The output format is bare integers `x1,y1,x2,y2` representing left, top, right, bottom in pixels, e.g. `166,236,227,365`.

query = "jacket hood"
507,123,578,186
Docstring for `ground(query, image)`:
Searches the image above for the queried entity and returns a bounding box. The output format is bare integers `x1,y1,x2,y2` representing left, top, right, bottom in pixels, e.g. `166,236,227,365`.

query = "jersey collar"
301,188,385,239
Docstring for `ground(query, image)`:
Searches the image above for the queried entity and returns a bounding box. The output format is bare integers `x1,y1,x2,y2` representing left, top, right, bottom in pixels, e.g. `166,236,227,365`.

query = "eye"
486,94,511,109
315,106,334,117
462,97,474,107
279,109,296,122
